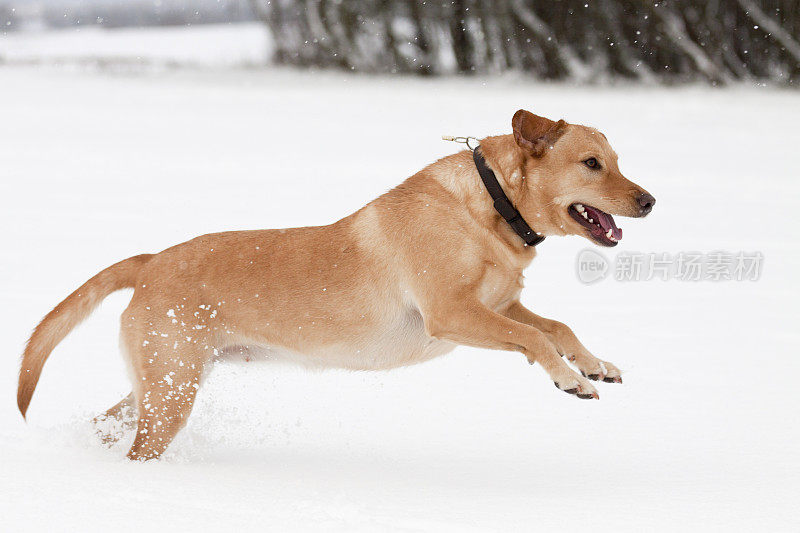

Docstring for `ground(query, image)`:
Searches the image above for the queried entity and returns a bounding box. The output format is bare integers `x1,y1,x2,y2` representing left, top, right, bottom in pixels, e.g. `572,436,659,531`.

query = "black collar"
473,147,545,247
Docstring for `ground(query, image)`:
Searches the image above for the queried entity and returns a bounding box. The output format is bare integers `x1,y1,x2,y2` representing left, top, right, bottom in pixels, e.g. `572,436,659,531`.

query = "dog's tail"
17,254,153,419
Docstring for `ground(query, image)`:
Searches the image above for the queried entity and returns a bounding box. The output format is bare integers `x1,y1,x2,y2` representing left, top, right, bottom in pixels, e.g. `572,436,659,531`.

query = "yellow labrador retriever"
18,110,655,460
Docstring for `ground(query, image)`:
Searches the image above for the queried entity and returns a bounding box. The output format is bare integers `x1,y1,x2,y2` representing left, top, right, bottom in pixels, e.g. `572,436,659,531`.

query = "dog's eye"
584,157,600,169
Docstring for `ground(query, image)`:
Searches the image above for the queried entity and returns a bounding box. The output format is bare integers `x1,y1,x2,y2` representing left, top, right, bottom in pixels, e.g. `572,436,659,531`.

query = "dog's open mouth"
568,203,622,247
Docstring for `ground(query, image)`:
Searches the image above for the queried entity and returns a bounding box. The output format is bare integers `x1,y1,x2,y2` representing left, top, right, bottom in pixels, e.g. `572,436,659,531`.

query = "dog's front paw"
580,360,623,383
552,371,599,400
567,352,623,384
597,360,623,383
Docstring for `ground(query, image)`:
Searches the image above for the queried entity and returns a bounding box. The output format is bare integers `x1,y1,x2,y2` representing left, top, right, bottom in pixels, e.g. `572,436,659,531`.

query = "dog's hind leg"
121,318,211,461
102,392,134,419
126,356,206,460
93,392,136,445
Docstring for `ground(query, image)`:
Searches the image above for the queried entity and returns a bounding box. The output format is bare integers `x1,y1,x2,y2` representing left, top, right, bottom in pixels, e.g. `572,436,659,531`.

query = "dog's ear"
512,109,567,157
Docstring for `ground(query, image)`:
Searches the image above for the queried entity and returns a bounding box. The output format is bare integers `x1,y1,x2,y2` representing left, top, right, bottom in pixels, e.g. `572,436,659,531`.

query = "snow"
1,26,800,533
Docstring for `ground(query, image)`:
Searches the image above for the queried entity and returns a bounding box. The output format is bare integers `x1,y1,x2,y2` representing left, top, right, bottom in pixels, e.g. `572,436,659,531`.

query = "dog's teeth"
582,211,588,219
588,218,593,223
575,204,585,213
606,229,613,238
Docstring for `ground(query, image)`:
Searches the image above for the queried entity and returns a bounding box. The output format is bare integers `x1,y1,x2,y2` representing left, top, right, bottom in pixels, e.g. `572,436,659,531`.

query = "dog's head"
507,109,655,247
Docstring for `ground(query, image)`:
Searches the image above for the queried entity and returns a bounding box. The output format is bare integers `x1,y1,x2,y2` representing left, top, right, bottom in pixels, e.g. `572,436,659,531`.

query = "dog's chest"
476,263,525,311
472,235,535,311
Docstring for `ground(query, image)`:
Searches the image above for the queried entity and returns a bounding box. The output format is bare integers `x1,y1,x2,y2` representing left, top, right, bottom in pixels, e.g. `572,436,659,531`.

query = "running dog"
18,109,655,460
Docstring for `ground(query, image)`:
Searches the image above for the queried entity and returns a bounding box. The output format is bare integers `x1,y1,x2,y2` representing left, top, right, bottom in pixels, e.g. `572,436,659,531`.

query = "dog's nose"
637,192,655,216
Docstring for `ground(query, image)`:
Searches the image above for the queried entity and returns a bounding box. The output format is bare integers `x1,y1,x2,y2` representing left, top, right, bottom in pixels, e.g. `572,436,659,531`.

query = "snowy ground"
1,26,800,532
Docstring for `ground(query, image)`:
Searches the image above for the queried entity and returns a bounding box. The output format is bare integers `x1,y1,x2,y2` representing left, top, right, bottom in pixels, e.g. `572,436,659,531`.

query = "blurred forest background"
2,0,799,85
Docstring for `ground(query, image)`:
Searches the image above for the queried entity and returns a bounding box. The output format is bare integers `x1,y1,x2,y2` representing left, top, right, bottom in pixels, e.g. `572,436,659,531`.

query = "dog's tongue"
588,207,623,240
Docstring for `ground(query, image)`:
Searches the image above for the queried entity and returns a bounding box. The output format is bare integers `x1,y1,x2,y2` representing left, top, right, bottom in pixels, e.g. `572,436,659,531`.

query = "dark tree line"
248,0,800,84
